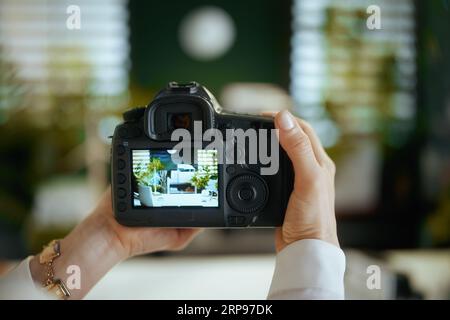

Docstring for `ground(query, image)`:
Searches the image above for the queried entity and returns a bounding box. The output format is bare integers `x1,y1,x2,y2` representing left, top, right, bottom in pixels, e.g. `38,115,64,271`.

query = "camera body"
111,82,293,228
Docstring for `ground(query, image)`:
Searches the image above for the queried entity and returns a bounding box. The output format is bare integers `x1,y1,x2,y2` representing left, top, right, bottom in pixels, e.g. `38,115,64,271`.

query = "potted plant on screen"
190,166,211,194
134,157,165,206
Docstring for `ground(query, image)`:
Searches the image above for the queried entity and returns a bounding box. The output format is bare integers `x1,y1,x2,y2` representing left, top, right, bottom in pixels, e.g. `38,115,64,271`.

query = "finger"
297,120,335,174
274,110,319,179
262,111,331,167
261,111,278,117
174,228,203,249
178,228,203,239
297,119,329,166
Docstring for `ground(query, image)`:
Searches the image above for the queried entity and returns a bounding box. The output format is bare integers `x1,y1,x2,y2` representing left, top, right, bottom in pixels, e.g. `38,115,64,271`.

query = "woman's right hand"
265,110,339,252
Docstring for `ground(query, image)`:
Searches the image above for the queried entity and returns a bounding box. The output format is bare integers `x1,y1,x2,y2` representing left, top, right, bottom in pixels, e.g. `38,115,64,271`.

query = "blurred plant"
426,185,450,246
0,45,94,255
0,47,28,124
322,6,405,153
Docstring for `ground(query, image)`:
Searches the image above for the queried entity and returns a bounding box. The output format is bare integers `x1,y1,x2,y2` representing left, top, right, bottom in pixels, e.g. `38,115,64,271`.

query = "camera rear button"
117,174,126,184
238,187,254,201
118,188,127,199
117,202,127,212
117,145,126,155
228,216,246,226
235,216,245,224
118,159,126,170
226,166,236,175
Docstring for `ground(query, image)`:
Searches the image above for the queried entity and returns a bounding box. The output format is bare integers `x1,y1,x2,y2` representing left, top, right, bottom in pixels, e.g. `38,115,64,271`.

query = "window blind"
291,0,416,147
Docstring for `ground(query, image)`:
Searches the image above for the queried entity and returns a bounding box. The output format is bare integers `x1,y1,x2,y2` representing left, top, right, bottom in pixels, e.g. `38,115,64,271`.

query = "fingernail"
277,110,296,130
261,111,277,117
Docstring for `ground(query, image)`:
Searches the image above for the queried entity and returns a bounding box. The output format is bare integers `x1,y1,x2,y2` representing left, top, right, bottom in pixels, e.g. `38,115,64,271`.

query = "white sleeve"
268,239,346,300
0,257,54,300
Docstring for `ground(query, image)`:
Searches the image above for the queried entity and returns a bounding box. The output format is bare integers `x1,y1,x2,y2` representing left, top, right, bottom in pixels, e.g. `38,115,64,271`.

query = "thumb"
274,110,319,180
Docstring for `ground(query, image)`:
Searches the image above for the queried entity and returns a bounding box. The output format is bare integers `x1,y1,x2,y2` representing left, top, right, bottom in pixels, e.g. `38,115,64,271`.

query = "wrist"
30,212,127,299
90,210,130,260
276,227,340,253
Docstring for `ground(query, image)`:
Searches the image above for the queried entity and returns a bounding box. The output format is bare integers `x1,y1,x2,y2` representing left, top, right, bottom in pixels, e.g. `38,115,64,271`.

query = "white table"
86,255,275,299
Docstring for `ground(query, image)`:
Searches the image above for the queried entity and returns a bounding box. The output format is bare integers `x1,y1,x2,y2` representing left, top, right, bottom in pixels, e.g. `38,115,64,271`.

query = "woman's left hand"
97,186,202,258
30,186,202,299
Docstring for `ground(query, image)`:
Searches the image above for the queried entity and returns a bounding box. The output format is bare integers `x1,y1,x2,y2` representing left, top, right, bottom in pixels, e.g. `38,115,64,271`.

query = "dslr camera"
111,82,293,227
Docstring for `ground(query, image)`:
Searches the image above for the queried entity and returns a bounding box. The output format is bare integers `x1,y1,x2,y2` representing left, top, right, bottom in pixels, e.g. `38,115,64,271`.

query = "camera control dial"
226,174,268,214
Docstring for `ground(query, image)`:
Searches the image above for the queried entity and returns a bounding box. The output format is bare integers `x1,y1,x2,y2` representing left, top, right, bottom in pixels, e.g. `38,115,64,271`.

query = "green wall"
128,0,291,93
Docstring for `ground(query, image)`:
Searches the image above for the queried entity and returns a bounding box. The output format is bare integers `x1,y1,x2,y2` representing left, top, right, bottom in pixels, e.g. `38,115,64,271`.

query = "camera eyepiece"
144,82,215,141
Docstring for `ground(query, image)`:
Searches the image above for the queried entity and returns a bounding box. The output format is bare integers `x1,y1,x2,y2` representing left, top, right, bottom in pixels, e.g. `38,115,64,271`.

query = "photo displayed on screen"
132,149,219,207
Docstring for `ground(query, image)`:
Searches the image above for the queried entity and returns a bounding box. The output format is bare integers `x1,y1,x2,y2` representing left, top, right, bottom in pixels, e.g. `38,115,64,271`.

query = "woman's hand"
30,186,202,299
97,187,202,258
264,110,339,252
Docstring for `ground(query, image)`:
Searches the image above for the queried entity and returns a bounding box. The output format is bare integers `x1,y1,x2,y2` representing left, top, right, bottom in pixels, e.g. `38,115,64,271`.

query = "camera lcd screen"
131,149,219,208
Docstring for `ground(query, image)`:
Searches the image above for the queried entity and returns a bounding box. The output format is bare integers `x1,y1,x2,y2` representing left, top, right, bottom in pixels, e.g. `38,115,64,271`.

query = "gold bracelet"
39,240,71,299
